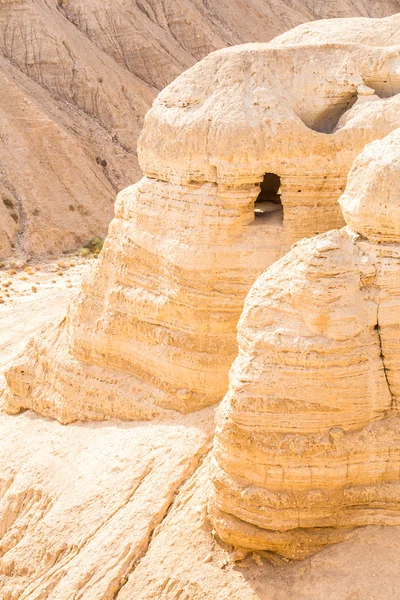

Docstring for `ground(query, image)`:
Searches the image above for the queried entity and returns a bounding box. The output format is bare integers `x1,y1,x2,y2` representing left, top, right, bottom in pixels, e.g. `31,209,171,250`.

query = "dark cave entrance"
254,173,283,223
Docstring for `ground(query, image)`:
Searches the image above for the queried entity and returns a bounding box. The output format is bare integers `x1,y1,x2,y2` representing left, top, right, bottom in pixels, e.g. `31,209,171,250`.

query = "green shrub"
77,237,104,257
84,237,104,254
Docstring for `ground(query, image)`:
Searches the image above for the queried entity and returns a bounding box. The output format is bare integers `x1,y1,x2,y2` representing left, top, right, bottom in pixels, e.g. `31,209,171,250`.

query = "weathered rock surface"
2,279,400,598
209,128,400,559
1,1,399,258
4,13,400,423
0,409,213,599
0,280,213,597
0,0,152,257
118,459,400,600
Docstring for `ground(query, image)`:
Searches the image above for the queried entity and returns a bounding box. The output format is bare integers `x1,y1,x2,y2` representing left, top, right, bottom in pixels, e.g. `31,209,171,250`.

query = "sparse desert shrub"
77,205,89,216
77,237,104,258
96,156,107,168
83,236,104,255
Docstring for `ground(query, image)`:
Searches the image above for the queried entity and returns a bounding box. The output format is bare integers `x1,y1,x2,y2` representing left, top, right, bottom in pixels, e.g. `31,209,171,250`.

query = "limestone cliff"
3,14,400,423
0,1,399,257
209,128,400,559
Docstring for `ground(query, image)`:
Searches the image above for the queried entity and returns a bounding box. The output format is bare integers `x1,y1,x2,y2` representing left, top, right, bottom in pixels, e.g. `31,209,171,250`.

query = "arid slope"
1,0,400,258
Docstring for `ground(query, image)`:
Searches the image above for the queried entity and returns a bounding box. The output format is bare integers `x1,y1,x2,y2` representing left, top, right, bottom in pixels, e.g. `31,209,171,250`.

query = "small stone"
229,549,248,562
252,553,263,567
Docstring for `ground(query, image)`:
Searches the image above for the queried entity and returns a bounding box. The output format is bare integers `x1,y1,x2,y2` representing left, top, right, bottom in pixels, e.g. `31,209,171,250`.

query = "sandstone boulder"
209,127,400,559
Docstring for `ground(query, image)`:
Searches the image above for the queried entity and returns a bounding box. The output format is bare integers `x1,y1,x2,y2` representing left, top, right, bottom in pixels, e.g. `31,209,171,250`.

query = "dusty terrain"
1,0,400,258
2,6,400,600
0,256,89,384
1,266,400,599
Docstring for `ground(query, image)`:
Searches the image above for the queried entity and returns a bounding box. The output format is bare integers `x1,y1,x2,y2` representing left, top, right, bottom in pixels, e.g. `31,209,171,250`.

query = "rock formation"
1,1,399,258
3,13,400,423
209,127,400,560
0,407,213,599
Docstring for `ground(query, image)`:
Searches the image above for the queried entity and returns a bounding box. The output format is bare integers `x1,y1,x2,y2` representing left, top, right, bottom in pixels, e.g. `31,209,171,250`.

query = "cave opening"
254,173,283,223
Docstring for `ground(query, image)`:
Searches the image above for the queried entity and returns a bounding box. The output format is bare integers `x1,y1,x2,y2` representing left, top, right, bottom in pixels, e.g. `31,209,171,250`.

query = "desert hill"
1,0,400,258
1,10,400,600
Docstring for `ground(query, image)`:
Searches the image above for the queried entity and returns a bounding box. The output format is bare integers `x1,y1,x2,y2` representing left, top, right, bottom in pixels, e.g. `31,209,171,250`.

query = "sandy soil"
0,256,90,389
122,459,400,600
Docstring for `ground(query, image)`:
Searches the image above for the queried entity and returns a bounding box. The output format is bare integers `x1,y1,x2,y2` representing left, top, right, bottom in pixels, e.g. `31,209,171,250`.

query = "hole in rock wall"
254,173,283,224
364,76,400,98
308,92,358,134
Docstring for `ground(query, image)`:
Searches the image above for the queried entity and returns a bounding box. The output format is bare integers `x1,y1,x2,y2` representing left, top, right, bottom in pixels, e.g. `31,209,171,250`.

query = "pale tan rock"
1,253,398,600
0,408,213,599
209,128,400,559
4,14,400,423
0,262,215,598
2,1,397,258
116,458,400,600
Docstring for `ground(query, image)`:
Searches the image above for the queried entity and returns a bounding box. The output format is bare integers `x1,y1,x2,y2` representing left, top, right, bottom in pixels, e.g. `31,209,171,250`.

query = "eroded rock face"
2,1,398,258
0,409,213,598
209,128,400,559
0,0,154,257
3,15,400,423
139,13,400,246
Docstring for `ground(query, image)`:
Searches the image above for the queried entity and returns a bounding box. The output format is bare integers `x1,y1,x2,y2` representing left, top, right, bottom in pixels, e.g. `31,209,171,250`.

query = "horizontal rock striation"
209,128,400,559
3,176,287,420
4,15,400,422
3,1,398,258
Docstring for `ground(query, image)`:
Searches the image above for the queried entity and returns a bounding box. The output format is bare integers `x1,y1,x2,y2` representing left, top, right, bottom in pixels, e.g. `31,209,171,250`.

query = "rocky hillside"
0,0,399,258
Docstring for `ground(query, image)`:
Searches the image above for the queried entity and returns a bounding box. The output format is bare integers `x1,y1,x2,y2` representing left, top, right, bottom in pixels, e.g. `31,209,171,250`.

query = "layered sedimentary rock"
0,0,153,257
3,1,398,258
209,128,400,559
4,15,400,423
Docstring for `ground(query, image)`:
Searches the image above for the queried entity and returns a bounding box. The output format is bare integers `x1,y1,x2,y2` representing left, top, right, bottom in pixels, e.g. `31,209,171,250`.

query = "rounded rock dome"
340,129,400,243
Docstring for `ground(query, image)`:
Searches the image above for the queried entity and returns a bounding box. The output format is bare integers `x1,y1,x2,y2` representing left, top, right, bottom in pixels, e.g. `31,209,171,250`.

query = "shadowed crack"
112,447,211,599
375,306,394,408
